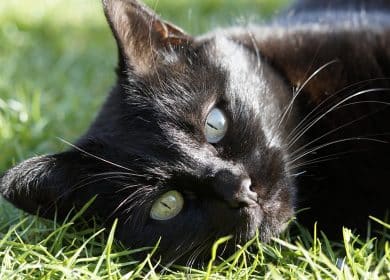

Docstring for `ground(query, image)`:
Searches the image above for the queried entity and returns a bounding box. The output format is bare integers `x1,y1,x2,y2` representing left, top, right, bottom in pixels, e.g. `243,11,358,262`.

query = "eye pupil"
161,201,171,209
207,122,218,130
205,108,228,143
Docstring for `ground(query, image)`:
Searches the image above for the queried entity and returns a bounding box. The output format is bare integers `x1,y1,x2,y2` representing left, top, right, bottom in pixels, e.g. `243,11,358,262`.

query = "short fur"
1,0,390,265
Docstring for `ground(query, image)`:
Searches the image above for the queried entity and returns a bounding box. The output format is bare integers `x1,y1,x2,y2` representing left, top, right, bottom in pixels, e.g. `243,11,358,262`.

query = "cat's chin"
236,199,293,244
237,205,263,240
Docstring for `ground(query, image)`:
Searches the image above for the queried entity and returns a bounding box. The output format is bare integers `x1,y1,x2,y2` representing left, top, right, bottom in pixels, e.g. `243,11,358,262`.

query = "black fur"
1,0,389,265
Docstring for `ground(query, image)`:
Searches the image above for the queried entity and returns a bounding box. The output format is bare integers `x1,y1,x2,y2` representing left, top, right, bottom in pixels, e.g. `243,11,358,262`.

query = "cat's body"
254,1,390,235
1,0,390,264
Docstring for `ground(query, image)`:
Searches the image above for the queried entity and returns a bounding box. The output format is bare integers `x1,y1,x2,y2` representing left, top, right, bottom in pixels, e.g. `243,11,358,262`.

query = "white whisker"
287,88,390,149
276,60,338,130
290,102,390,157
58,138,133,172
289,137,388,165
286,78,390,145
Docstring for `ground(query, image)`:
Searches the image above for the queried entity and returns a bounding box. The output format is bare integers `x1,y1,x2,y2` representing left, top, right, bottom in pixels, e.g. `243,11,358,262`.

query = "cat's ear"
103,0,192,75
0,151,95,219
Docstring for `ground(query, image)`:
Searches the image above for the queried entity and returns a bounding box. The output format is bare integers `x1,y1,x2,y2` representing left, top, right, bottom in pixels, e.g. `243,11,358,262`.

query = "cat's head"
0,0,296,264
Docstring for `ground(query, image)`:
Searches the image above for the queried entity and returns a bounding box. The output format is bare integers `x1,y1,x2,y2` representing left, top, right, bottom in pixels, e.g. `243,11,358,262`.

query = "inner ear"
103,0,192,75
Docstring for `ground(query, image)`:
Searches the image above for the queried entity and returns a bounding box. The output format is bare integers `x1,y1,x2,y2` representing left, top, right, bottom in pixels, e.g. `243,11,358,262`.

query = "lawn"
0,0,389,279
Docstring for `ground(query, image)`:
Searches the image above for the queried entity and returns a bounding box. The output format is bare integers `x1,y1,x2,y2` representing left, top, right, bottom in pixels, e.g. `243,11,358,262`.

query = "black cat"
1,0,389,264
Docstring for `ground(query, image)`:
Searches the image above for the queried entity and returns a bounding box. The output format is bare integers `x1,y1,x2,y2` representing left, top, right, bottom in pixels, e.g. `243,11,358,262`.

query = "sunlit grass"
0,198,388,279
0,0,389,278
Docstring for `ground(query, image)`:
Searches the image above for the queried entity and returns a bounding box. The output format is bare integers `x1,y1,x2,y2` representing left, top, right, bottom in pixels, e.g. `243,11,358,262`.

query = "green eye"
150,190,184,220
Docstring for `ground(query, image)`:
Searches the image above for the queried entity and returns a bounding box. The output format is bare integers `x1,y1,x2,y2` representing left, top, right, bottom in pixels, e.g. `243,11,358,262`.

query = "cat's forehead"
124,34,290,150
211,36,254,73
208,36,264,106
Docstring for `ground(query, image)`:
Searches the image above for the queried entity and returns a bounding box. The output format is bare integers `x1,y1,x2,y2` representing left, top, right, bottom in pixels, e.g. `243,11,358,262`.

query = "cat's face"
107,36,295,262
0,0,295,264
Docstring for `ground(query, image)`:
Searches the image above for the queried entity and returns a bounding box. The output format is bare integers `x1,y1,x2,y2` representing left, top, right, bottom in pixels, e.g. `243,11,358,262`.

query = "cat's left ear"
0,151,101,220
103,0,192,75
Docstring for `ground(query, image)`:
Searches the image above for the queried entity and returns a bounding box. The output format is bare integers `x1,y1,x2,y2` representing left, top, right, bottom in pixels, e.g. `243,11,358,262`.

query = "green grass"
0,0,389,279
0,203,389,279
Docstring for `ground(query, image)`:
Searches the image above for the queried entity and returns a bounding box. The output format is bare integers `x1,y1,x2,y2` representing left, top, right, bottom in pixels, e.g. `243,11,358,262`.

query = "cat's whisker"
185,238,215,268
115,183,143,193
290,157,338,170
285,78,390,144
185,243,205,268
106,185,154,223
44,174,129,218
287,170,307,178
288,150,356,170
185,249,200,269
276,60,338,130
64,172,128,190
333,100,390,110
288,152,352,170
57,138,134,173
119,187,158,225
159,240,194,272
88,171,133,177
56,174,129,201
266,60,338,149
290,102,390,158
59,168,154,202
118,187,147,209
289,136,388,165
287,88,390,149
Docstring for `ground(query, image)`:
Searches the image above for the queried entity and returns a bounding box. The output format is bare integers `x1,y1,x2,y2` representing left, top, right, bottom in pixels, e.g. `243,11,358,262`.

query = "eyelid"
206,142,218,155
202,98,218,122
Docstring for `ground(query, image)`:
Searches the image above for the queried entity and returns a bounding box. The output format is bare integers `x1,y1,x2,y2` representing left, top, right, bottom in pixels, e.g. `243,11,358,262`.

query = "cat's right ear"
103,0,192,76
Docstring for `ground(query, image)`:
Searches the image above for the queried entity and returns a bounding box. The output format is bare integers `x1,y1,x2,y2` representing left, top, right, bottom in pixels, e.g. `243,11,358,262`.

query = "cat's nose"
212,170,258,208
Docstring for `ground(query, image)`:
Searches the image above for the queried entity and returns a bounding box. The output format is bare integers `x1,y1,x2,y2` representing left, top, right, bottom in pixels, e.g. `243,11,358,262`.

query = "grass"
0,0,389,278
0,204,389,279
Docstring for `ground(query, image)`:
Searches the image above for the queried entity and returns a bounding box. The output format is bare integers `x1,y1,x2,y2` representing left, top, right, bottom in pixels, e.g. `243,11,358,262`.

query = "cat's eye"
150,190,184,220
205,107,228,143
